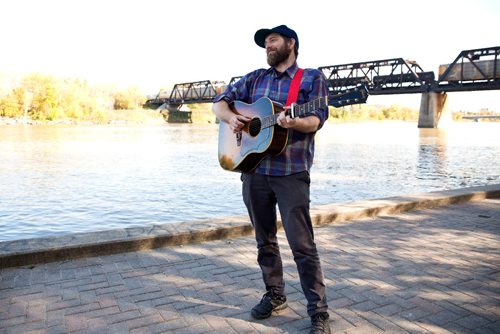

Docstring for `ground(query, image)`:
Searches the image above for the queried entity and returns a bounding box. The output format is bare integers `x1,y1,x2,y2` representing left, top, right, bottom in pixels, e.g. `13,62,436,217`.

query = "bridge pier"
418,92,452,128
158,104,192,123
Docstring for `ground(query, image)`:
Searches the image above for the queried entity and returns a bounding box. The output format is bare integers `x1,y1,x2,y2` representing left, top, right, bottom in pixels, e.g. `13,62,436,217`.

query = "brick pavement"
0,198,499,333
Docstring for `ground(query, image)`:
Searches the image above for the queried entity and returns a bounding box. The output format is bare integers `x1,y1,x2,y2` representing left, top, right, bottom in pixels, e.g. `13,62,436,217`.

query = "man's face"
265,33,293,67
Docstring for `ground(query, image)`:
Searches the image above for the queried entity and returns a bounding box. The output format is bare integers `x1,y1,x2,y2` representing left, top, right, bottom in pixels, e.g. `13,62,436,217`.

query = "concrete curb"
1,184,499,268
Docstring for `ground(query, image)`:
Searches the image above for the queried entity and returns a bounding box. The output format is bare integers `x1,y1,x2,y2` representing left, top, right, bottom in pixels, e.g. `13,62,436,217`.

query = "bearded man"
212,25,331,334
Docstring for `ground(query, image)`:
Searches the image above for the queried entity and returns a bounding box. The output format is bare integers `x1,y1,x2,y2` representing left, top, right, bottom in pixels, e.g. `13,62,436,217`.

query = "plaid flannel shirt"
214,62,329,176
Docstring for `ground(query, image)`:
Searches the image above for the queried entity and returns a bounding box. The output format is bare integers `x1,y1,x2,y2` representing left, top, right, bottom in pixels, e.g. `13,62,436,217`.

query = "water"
0,121,499,242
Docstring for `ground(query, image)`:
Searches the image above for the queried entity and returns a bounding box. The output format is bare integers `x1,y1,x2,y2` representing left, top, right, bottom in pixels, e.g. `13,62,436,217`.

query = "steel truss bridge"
145,46,499,109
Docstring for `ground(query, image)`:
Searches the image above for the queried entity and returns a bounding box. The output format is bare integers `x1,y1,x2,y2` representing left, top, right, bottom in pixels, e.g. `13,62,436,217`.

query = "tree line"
2,73,497,123
329,104,500,122
0,73,146,122
329,104,420,121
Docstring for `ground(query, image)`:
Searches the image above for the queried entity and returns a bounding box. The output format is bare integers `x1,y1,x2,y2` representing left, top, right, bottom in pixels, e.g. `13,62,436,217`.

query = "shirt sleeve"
301,68,329,130
213,69,264,104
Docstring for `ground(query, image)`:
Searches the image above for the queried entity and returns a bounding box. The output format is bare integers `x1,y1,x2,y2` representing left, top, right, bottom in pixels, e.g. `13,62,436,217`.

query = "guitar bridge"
236,131,242,147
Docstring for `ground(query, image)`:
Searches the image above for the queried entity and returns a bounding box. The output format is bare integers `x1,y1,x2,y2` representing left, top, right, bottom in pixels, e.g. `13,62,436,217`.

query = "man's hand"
277,110,320,133
277,111,297,129
229,114,251,133
213,101,251,133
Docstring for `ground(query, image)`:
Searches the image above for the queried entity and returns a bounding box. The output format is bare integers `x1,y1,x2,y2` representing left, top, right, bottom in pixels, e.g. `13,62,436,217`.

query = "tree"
113,86,146,110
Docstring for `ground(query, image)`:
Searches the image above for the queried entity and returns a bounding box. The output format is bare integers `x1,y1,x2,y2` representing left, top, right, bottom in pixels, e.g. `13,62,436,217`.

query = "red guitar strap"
285,68,304,107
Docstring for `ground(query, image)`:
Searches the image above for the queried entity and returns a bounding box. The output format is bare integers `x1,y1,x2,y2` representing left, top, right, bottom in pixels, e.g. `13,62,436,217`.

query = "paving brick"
372,303,403,317
47,298,81,311
351,300,380,313
26,303,46,322
387,316,433,334
358,311,409,334
148,318,189,333
64,314,88,332
46,324,67,334
107,309,142,324
202,314,234,332
130,326,152,334
344,320,383,333
124,314,164,330
0,315,27,328
414,320,455,334
455,314,491,330
424,309,465,326
46,309,65,327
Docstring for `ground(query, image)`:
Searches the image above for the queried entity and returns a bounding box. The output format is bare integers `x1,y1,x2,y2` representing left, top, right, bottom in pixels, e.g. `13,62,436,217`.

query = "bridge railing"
169,80,224,103
319,58,434,95
145,80,228,108
434,46,500,92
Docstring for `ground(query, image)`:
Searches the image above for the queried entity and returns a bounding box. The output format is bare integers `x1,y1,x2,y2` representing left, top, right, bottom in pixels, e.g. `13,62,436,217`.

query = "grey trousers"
241,171,328,316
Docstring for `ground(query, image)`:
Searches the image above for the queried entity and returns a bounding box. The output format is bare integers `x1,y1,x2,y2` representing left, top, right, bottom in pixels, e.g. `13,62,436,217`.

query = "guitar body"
218,97,288,173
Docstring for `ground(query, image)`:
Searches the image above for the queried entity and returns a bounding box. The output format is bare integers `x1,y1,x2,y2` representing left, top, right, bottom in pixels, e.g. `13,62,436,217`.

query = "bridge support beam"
418,92,452,128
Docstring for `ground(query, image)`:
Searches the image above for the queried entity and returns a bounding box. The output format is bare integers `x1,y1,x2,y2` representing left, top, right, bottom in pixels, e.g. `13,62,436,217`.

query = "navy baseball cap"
254,25,299,49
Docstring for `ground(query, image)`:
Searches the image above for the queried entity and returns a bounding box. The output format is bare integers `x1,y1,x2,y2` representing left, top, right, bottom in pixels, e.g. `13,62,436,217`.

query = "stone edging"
1,184,499,268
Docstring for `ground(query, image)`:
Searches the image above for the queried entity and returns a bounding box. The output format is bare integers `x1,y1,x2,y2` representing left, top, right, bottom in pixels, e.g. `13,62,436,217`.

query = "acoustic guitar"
218,85,368,173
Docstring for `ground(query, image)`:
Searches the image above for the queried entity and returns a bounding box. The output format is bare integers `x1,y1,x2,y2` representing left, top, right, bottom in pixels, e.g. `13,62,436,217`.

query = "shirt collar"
267,62,299,79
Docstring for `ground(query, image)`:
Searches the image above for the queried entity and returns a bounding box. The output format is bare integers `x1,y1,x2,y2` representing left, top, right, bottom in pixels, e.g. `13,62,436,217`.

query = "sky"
1,0,499,111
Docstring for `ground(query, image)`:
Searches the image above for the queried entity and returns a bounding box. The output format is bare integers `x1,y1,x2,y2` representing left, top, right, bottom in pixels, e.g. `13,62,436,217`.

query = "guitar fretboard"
259,85,367,130
261,96,328,129
291,96,328,118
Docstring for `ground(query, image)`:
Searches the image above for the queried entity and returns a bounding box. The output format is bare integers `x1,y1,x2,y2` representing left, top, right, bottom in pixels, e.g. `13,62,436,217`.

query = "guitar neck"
260,85,368,129
261,96,327,129
289,96,328,118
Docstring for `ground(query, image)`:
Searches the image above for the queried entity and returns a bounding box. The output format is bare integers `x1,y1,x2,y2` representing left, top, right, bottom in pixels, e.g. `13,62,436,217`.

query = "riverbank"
0,109,165,126
1,184,499,268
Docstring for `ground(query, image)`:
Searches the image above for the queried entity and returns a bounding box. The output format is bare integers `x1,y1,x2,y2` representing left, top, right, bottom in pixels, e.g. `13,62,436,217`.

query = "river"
0,121,499,241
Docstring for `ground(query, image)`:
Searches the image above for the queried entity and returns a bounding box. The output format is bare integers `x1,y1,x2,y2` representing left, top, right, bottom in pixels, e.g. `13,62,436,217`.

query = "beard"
267,43,292,67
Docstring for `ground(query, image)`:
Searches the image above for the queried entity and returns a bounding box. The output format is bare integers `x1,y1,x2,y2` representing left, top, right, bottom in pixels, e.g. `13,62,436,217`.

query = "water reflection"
417,128,448,182
0,122,499,241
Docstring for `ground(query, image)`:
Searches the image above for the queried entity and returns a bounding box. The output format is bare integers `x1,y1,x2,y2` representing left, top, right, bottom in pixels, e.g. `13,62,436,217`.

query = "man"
212,25,331,334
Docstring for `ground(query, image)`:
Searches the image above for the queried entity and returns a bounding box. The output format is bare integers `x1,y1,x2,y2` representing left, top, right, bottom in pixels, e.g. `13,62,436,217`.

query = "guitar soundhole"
248,118,261,137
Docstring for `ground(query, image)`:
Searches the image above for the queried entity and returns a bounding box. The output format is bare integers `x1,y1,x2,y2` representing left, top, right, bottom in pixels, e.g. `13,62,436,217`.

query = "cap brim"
254,28,273,48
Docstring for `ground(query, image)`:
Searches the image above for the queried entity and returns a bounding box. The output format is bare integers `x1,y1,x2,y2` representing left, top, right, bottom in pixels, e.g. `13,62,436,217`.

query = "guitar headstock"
328,84,369,107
